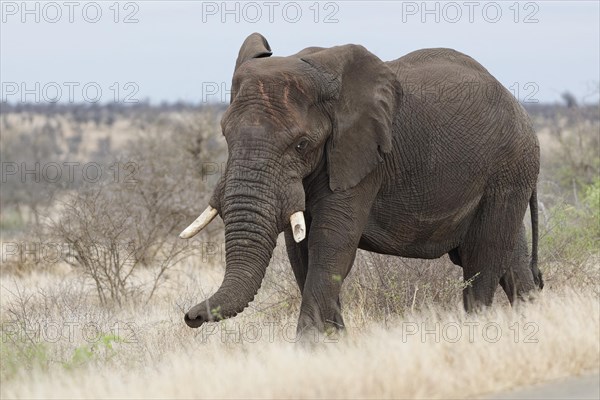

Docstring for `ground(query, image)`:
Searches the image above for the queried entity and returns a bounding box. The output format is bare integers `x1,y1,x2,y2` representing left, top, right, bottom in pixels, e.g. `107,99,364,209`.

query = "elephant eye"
295,138,309,153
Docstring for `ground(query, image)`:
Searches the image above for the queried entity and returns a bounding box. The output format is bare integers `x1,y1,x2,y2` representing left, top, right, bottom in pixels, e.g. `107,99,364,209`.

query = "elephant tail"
530,188,544,289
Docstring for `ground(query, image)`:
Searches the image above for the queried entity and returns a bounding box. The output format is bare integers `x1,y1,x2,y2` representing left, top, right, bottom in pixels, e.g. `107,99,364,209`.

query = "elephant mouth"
180,208,306,243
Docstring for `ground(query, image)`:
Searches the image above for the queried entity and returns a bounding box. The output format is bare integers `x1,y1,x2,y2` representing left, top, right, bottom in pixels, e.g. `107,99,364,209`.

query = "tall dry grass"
1,248,598,399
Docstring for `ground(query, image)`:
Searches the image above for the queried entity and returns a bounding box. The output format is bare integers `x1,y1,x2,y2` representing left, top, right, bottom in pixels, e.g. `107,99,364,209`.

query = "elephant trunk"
184,172,282,328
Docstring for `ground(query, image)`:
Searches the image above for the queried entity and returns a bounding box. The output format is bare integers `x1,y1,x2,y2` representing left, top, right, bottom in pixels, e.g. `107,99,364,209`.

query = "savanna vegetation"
1,101,598,399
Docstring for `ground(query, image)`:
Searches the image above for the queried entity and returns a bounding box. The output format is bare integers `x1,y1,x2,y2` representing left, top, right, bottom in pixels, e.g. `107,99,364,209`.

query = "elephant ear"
234,32,272,71
301,45,398,191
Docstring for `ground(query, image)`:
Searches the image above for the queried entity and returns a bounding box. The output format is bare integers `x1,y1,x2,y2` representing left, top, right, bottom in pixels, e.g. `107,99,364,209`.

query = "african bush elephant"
181,33,544,334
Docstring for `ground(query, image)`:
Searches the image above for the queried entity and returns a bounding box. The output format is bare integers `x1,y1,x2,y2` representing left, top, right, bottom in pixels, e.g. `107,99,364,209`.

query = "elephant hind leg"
499,224,537,305
461,265,499,312
458,189,531,312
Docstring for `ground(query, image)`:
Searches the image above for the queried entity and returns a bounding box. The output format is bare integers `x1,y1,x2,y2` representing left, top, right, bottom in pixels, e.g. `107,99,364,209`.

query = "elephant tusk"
290,211,306,243
179,206,218,239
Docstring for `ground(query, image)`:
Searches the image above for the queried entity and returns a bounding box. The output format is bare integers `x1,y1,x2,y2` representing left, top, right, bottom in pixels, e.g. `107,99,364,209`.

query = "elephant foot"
296,309,345,347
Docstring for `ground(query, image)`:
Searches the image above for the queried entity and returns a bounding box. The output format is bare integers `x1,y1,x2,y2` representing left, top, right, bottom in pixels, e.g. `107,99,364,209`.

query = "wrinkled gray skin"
184,33,543,333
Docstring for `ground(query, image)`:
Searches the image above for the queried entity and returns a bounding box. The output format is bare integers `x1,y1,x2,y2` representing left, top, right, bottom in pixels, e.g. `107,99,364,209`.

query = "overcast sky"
1,1,599,104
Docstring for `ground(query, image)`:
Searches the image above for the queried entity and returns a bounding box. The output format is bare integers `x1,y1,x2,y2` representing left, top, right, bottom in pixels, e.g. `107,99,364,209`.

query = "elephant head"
182,33,398,328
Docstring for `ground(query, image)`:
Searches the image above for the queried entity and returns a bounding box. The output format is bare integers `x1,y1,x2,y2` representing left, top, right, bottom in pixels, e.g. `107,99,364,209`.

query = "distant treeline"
0,102,228,124
1,101,597,120
523,103,599,121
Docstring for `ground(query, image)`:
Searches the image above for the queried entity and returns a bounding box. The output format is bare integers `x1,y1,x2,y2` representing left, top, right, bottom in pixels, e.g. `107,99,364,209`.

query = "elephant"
181,33,544,335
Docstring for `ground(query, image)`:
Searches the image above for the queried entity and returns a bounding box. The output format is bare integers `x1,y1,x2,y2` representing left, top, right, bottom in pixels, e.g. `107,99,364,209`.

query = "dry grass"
1,245,598,399
1,105,598,398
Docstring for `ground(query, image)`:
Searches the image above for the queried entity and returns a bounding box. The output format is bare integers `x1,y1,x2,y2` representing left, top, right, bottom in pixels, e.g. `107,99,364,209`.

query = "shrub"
44,110,226,305
539,178,600,263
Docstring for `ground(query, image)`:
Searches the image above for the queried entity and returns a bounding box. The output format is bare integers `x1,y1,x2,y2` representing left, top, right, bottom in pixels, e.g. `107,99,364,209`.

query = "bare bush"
42,109,227,305
0,119,65,228
49,183,189,305
538,105,599,200
343,252,467,323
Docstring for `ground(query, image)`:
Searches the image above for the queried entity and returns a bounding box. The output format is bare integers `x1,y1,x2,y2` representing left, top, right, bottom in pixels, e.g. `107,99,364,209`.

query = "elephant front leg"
284,212,312,294
296,243,357,341
295,193,374,341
